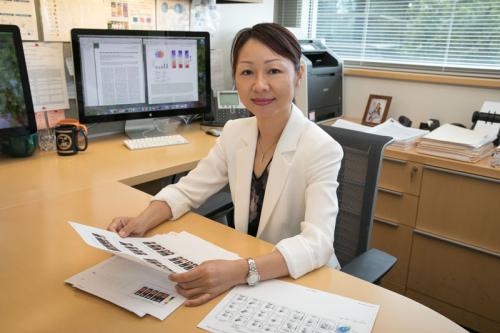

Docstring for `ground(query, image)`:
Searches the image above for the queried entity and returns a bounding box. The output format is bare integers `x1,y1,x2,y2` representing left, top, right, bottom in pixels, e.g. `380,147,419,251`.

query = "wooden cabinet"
371,150,500,333
371,156,421,293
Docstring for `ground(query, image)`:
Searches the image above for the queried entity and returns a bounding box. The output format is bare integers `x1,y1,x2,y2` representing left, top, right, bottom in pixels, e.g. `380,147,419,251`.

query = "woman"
108,23,343,306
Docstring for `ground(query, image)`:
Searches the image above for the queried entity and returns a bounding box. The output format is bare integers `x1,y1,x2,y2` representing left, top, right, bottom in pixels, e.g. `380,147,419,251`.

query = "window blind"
279,0,500,78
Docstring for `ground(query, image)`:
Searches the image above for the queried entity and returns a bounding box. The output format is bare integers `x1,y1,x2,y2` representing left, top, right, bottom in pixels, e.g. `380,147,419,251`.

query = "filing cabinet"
371,149,500,333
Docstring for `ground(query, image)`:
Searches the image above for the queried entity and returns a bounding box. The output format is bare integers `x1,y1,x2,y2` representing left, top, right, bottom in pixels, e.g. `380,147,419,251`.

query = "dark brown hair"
230,23,301,77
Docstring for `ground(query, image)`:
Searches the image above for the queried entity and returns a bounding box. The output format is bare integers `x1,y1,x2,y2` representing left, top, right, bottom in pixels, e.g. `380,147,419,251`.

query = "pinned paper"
23,42,69,112
35,110,66,129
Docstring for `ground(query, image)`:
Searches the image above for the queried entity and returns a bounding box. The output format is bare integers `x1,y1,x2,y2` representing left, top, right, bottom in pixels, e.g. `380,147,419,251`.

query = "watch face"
247,274,259,285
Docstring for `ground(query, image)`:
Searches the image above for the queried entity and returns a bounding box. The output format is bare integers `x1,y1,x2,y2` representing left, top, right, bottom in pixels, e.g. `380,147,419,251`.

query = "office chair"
319,125,396,284
180,125,396,283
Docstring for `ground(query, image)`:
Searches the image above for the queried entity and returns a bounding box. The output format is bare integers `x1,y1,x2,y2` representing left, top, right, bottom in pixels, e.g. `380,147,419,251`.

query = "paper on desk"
199,279,380,333
66,256,184,320
423,123,494,148
69,221,239,275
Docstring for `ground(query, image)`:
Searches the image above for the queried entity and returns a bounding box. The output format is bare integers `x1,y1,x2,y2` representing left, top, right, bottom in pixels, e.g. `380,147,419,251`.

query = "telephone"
202,90,251,127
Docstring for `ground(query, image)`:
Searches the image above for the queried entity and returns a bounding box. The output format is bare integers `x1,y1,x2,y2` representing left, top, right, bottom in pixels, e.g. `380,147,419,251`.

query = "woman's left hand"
169,259,248,307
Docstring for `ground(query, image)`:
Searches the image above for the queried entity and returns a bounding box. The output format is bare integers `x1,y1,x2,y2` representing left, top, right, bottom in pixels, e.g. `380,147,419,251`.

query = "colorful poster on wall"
106,0,156,30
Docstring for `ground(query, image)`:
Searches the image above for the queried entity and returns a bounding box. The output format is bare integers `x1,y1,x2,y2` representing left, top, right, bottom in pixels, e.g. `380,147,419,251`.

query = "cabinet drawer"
379,158,422,195
416,166,500,252
375,189,418,227
370,220,413,289
407,232,500,323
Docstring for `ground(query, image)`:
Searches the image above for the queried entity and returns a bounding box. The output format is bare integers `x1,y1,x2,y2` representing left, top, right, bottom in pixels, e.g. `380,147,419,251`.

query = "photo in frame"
362,95,392,126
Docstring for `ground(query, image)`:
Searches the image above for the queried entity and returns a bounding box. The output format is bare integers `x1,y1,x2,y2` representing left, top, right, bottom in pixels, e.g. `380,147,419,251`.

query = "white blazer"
153,105,343,278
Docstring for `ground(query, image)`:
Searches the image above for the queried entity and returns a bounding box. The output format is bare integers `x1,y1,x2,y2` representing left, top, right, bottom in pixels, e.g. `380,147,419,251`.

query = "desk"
0,125,466,332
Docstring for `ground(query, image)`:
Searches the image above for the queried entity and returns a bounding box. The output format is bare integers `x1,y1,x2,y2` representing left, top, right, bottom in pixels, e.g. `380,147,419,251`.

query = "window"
277,0,500,78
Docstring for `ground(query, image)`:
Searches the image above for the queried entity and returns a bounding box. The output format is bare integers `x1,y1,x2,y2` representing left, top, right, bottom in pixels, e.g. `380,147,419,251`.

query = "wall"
343,76,499,128
212,0,275,90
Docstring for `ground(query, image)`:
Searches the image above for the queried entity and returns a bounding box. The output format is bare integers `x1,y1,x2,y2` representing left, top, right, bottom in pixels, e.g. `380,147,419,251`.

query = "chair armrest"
340,248,397,284
192,191,233,218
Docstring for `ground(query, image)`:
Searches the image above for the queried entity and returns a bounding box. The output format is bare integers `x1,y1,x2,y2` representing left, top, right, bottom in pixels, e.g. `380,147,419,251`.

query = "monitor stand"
124,118,180,140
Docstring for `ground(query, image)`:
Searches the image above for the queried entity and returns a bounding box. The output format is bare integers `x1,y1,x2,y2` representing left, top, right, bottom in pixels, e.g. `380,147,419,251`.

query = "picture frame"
362,94,392,126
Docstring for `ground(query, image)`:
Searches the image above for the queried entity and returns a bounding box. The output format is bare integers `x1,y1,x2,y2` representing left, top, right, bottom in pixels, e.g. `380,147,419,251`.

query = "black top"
248,160,272,237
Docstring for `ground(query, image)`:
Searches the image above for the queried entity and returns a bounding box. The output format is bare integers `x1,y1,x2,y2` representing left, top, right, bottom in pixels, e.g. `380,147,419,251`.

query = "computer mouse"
206,128,221,137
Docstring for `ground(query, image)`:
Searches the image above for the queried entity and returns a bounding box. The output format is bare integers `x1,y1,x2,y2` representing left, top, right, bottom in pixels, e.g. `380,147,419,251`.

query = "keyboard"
123,134,189,150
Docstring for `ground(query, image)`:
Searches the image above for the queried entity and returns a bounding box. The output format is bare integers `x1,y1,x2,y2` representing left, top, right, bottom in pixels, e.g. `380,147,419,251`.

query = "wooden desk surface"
0,124,216,210
0,125,465,332
0,182,465,333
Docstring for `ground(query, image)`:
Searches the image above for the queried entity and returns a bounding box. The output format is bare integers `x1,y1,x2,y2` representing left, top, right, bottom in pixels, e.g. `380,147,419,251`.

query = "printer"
295,39,343,122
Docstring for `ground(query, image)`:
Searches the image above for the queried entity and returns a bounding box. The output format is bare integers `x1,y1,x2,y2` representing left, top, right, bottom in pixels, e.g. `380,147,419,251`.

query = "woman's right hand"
107,216,149,238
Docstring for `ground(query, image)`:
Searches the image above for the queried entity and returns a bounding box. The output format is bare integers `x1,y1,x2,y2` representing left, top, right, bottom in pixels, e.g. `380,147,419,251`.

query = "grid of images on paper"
119,241,147,255
168,256,198,271
133,286,175,304
143,241,175,256
92,233,121,251
216,294,353,333
143,258,171,271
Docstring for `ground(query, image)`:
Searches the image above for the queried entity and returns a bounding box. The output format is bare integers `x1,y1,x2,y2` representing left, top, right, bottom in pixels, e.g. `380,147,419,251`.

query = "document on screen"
144,38,199,105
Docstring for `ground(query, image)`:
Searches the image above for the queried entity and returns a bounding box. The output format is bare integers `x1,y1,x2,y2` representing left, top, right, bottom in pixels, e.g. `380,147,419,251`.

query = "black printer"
297,39,343,122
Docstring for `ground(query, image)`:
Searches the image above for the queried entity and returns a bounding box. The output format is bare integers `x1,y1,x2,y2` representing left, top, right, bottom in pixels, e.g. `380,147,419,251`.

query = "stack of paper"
332,118,428,150
416,124,495,162
66,222,239,320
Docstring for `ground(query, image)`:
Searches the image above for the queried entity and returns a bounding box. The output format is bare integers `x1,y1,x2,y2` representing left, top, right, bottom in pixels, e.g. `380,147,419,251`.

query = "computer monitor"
71,28,211,139
0,25,36,141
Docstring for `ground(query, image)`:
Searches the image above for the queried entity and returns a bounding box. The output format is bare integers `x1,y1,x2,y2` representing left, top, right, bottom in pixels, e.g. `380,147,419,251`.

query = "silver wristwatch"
246,258,260,286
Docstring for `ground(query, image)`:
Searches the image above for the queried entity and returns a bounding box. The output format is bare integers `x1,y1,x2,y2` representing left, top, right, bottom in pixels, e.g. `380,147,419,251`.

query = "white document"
68,221,239,274
39,0,107,42
66,256,185,320
79,37,146,106
473,120,500,143
199,280,380,333
67,222,240,319
0,0,38,40
156,0,190,31
479,101,500,114
106,0,156,30
423,123,494,148
371,118,428,142
144,38,198,104
331,119,373,133
23,42,69,112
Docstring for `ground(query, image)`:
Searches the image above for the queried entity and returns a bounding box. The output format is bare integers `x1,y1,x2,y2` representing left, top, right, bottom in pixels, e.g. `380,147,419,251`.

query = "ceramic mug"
55,124,88,156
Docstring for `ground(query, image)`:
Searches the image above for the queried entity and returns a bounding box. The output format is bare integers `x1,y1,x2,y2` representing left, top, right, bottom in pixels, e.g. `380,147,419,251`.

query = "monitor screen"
0,25,36,139
71,29,211,124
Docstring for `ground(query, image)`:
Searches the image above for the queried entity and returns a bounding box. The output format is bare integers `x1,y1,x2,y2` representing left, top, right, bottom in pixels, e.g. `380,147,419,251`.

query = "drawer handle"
384,157,407,165
378,188,403,197
414,229,500,258
423,165,500,184
374,217,399,228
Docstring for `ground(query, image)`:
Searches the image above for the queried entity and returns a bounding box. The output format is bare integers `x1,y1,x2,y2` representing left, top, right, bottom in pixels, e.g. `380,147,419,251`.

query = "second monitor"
71,28,211,139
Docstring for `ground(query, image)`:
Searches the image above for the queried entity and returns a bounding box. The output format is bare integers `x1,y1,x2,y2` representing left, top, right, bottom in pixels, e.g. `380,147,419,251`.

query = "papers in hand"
332,118,429,150
199,280,380,333
66,221,239,320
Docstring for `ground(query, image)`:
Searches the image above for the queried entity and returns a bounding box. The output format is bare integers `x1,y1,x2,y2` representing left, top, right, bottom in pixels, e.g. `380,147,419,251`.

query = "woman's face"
234,38,302,120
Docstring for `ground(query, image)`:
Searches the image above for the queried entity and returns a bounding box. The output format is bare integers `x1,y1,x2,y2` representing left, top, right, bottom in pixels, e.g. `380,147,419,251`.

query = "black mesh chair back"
319,125,393,267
